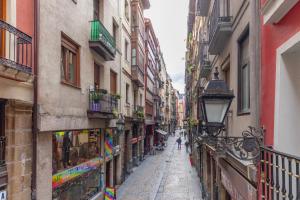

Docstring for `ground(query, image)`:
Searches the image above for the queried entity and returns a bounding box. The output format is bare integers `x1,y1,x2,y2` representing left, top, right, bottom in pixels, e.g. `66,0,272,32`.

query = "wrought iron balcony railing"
89,20,116,61
199,42,212,78
89,90,118,114
259,147,300,200
0,20,32,74
132,65,144,87
208,0,232,54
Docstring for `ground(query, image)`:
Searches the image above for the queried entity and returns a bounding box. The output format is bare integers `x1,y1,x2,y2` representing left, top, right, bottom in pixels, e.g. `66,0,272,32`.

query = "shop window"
52,129,102,174
61,33,80,87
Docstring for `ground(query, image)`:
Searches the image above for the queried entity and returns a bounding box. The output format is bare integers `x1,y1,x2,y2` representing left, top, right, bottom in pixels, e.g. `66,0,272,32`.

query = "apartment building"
144,18,159,153
0,0,35,199
259,1,300,199
186,0,261,199
36,0,123,199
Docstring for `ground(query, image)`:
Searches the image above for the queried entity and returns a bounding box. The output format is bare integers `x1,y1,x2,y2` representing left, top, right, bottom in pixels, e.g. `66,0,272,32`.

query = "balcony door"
110,70,117,95
94,63,100,89
0,0,6,58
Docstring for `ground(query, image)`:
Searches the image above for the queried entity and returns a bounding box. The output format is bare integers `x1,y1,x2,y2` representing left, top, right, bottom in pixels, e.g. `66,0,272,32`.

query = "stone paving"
117,130,203,200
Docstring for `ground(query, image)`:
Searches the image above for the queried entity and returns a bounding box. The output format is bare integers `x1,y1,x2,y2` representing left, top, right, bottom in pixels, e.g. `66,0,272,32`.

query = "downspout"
32,0,39,198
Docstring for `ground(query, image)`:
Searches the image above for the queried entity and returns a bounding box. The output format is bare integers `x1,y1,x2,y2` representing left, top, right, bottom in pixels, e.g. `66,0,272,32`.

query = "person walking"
184,131,187,140
176,137,182,150
185,140,189,153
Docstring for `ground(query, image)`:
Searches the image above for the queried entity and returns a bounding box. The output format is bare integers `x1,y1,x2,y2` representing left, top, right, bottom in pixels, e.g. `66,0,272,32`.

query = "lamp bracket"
197,126,264,162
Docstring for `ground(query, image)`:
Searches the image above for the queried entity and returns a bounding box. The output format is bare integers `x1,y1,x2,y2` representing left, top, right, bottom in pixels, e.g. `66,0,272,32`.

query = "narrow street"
117,130,202,200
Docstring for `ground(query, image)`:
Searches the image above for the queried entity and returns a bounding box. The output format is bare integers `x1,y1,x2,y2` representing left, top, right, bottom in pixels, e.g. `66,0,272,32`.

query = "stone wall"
5,100,33,200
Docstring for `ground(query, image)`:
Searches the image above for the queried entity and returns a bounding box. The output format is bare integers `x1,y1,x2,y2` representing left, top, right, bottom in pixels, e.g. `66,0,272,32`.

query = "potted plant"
92,92,102,103
113,94,121,99
99,89,108,94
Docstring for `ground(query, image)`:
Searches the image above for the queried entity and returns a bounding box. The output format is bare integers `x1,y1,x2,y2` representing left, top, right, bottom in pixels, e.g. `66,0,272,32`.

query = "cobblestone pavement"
117,130,202,200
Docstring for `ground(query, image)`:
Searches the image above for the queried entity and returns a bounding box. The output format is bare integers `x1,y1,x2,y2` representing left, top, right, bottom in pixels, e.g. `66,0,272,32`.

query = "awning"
155,129,168,135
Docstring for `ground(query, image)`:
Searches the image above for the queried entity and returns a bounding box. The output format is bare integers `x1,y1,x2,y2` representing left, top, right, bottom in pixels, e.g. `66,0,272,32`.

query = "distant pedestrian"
185,141,189,153
176,137,182,150
184,131,187,139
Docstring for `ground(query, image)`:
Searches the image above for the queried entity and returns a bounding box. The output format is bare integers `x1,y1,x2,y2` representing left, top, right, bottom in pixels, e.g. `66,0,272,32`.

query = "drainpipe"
32,0,39,199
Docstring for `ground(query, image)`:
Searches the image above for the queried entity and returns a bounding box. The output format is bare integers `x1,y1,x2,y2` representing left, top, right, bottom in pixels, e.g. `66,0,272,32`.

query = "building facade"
186,0,261,199
259,1,300,199
0,0,35,199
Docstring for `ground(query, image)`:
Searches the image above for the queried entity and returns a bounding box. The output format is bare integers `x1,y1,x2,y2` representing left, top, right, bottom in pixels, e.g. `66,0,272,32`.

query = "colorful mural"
105,129,113,160
104,187,116,200
52,157,103,189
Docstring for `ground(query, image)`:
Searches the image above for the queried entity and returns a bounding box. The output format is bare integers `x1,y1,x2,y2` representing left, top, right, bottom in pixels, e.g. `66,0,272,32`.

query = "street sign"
0,190,6,200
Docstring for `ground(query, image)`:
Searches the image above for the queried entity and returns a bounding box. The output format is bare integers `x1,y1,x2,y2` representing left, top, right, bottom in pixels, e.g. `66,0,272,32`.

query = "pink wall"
16,0,34,36
261,2,300,145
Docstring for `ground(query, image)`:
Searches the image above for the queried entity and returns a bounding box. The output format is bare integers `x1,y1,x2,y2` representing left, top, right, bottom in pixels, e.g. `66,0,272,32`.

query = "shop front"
52,129,105,200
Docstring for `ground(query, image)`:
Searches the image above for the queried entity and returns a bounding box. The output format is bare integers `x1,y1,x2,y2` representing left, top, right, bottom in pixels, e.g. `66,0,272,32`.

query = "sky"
145,0,188,94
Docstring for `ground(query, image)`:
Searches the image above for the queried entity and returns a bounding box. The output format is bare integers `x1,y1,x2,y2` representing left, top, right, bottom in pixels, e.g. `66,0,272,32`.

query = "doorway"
106,161,111,187
124,130,129,175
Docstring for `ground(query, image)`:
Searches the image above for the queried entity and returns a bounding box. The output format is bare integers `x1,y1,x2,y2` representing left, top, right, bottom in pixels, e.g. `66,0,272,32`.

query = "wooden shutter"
0,0,6,58
110,70,117,94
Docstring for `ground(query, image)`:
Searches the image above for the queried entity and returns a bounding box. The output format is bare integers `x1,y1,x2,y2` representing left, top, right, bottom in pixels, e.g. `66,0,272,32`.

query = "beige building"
36,0,124,199
186,0,261,199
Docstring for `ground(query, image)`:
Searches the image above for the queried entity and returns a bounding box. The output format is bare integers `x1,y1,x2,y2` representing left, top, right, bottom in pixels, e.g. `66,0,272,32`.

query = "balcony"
89,20,116,61
132,65,144,87
196,0,211,16
88,89,118,118
259,147,300,199
208,0,232,55
199,42,212,78
0,20,33,82
133,106,144,121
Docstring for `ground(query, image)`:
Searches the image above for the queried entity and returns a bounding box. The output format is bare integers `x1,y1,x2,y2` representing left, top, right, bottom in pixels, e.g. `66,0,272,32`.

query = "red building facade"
259,1,300,199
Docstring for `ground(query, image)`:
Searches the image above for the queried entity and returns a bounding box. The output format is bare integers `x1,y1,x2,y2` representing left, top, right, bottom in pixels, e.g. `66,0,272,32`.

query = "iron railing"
89,90,118,113
0,20,32,74
208,0,232,43
260,147,300,200
90,20,116,55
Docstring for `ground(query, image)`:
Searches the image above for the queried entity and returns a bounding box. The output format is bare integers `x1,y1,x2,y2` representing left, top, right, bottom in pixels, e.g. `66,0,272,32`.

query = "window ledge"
61,80,81,89
237,110,251,116
262,0,299,24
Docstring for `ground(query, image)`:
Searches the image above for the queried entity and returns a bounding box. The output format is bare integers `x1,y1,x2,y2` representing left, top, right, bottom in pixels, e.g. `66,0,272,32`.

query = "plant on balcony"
112,94,121,99
112,108,118,118
134,110,144,119
91,91,103,103
99,89,108,94
189,118,198,127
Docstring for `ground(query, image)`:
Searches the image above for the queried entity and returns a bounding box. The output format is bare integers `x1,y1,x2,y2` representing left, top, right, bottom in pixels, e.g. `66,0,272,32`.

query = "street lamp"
200,68,234,136
116,114,125,134
198,67,264,162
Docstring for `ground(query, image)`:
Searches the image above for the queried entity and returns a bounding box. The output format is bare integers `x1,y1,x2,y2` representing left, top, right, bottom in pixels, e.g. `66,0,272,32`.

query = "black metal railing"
208,0,231,43
260,147,300,200
89,90,118,113
0,20,32,74
0,137,6,166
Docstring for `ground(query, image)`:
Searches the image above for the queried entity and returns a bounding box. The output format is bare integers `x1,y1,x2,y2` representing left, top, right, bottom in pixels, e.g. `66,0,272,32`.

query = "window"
125,0,129,22
125,40,129,61
126,84,129,103
0,101,5,137
93,0,99,20
113,21,118,43
238,29,250,114
140,94,142,106
132,48,136,65
110,70,117,94
61,33,80,87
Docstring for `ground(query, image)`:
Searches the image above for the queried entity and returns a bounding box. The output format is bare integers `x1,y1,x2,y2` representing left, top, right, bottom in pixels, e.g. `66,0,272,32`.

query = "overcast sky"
145,0,188,94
